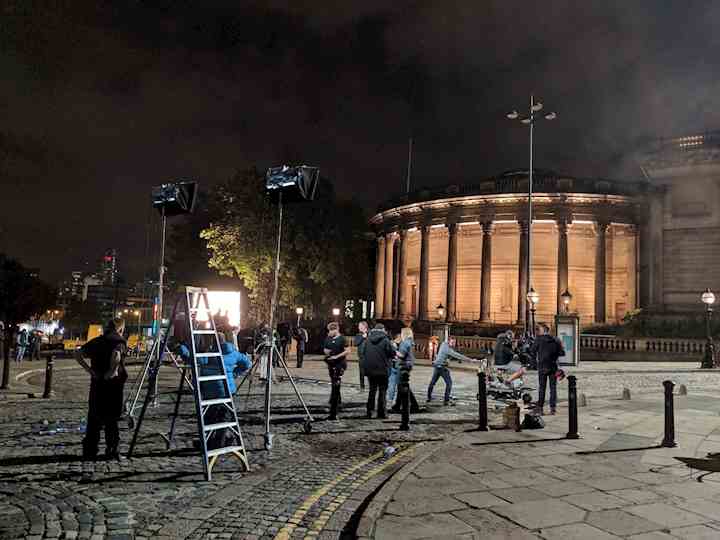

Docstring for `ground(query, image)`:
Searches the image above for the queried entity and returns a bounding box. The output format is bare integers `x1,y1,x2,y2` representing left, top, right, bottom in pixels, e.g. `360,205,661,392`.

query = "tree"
0,254,55,388
200,167,372,325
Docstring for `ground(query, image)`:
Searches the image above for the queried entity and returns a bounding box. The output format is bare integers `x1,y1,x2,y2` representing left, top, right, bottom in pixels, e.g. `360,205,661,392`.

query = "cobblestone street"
0,357,487,540
3,356,720,539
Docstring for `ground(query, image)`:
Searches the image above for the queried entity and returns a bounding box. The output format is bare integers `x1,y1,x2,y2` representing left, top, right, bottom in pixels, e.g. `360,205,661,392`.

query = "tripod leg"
164,367,186,449
127,365,160,458
276,348,315,423
125,341,155,417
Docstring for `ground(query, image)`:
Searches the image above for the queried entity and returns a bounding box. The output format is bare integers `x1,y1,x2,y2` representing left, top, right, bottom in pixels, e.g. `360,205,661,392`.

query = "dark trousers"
427,366,452,403
328,366,344,419
359,362,366,390
83,379,125,459
367,374,388,417
537,371,557,410
296,343,304,368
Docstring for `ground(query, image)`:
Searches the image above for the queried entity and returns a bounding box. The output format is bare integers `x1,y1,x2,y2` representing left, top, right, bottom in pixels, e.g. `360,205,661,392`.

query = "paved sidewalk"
360,390,720,540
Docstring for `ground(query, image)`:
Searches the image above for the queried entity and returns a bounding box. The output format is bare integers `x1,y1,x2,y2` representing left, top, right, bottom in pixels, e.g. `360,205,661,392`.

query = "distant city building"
371,132,720,325
102,248,118,285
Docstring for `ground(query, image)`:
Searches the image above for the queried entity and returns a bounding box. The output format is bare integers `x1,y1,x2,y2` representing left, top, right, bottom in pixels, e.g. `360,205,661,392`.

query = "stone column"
383,232,395,318
650,191,665,309
374,236,385,318
397,230,408,318
638,211,652,309
480,221,494,322
517,220,529,326
418,224,430,320
556,218,570,314
445,222,458,321
595,220,609,323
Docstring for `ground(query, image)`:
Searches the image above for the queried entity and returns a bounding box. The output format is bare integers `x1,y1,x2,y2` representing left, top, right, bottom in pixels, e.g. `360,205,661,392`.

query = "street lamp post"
701,288,716,369
296,307,304,327
507,97,556,333
332,307,341,322
527,287,540,336
436,303,449,342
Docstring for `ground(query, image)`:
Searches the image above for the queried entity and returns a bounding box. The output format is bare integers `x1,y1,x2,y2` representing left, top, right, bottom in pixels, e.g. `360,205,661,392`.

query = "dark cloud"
2,1,720,283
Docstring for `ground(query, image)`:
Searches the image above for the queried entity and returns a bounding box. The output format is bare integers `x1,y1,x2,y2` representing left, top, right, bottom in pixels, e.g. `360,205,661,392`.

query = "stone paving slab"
538,522,622,540
585,509,666,536
374,513,477,540
490,499,587,530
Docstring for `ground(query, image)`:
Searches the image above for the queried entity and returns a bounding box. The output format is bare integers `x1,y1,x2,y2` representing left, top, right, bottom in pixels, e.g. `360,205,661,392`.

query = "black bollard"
566,375,580,440
477,370,489,431
42,354,54,399
661,380,676,448
399,371,410,431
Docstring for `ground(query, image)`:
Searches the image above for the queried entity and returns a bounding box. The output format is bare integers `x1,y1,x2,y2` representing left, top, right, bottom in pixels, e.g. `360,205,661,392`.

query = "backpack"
521,414,545,430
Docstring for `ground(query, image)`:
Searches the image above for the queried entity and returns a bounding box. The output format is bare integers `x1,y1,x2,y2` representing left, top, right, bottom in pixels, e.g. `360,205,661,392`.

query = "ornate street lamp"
527,287,540,335
560,289,572,313
701,288,716,369
295,306,304,327
507,97,557,333
332,307,341,321
436,303,446,320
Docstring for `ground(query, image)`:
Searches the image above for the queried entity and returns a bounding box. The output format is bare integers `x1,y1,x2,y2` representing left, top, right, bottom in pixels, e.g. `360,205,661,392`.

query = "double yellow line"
274,444,417,540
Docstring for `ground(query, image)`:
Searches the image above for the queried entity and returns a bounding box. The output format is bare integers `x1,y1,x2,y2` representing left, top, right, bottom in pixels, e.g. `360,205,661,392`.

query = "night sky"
3,1,720,284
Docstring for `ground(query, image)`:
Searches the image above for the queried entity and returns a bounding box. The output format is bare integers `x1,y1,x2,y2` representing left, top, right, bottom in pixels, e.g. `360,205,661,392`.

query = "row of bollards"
474,371,581,439
472,370,679,449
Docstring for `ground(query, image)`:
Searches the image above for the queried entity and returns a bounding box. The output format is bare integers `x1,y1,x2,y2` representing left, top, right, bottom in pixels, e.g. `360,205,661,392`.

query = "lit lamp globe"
527,288,540,306
332,307,341,317
436,303,445,319
560,289,572,312
296,307,304,316
702,288,716,309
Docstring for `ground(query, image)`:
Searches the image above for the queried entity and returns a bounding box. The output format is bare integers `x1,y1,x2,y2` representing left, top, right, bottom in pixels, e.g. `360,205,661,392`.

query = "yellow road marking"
274,444,418,540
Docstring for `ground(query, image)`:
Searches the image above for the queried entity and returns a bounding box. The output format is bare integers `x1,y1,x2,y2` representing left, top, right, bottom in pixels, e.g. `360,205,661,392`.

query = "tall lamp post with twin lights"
507,96,557,333
701,288,716,369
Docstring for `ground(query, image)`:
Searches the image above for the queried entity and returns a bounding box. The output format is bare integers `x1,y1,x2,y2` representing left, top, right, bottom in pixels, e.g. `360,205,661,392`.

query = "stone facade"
639,132,720,312
371,170,651,326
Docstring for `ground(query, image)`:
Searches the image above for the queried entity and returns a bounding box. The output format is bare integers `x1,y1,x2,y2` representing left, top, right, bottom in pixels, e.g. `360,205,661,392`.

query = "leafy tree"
0,254,55,387
200,167,371,325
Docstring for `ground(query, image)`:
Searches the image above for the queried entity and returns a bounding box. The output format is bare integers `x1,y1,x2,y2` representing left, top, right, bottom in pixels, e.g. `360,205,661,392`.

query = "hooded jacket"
361,329,394,377
530,334,565,374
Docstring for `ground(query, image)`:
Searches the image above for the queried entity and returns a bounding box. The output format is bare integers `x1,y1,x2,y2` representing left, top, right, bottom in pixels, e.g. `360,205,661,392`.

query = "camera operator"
323,322,348,421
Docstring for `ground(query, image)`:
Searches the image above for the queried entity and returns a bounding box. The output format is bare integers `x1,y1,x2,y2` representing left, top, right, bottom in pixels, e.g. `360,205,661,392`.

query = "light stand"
250,191,314,450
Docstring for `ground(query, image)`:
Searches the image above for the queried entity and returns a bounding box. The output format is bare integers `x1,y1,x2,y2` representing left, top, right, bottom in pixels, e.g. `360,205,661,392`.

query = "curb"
355,436,455,540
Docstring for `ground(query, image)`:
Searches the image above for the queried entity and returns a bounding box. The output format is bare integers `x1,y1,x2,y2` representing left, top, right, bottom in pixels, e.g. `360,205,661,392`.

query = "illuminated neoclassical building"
370,136,720,326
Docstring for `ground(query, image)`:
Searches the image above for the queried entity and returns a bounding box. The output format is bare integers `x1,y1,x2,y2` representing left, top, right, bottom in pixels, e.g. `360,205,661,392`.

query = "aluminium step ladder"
185,286,249,480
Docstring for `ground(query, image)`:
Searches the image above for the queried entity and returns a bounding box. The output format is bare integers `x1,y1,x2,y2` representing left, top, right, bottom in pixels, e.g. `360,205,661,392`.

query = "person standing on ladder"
323,322,348,421
75,318,128,461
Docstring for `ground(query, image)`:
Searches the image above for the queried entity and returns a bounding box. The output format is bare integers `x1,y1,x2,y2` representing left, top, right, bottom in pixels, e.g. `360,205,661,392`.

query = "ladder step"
196,352,222,358
206,445,245,458
192,330,217,335
204,421,237,432
189,307,213,313
201,398,233,406
198,375,226,382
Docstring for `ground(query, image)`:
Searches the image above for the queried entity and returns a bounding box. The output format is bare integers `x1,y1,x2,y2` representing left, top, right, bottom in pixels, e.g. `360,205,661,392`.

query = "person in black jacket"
323,322,348,421
75,318,128,460
530,323,565,415
361,323,394,419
